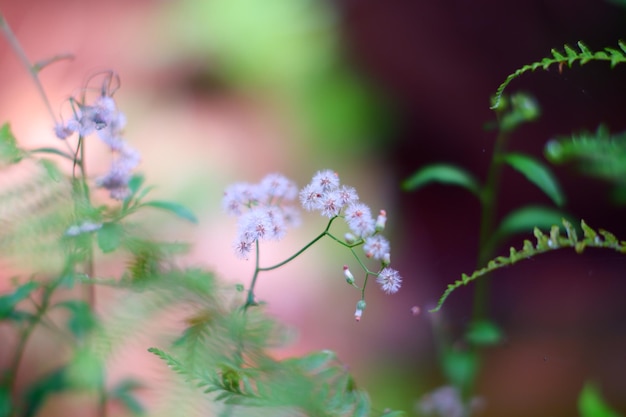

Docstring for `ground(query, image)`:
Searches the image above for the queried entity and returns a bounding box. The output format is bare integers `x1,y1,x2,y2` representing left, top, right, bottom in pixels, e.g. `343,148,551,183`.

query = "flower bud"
354,300,366,322
343,265,355,285
344,232,357,244
375,210,387,232
382,252,391,266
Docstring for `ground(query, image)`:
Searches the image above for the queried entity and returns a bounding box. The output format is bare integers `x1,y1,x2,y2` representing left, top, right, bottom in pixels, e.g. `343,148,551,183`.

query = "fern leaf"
430,219,626,312
491,41,626,109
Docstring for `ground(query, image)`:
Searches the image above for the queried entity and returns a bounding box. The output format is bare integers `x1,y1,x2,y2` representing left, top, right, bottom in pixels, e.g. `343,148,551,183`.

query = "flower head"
376,267,402,294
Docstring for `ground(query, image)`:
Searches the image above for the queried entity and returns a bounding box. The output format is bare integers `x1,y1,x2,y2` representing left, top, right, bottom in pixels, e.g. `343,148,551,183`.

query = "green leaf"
442,350,478,391
96,222,124,253
0,385,11,417
0,123,24,164
0,282,39,320
287,350,336,372
466,320,504,346
54,300,96,339
502,152,565,206
402,164,482,198
109,379,145,415
578,382,622,417
39,159,63,182
22,367,71,417
494,205,569,242
142,200,198,223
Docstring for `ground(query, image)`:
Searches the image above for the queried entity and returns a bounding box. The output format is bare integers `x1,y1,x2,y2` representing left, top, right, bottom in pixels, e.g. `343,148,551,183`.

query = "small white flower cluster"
223,173,301,259
64,220,103,237
54,74,140,200
299,170,402,295
224,170,403,304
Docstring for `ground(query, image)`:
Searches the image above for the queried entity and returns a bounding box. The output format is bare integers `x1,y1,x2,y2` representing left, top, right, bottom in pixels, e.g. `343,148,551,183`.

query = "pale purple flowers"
224,170,403,297
223,173,300,259
54,72,139,200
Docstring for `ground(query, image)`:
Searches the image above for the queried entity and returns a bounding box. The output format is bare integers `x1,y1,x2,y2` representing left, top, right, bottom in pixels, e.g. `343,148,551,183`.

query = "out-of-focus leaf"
0,385,11,417
109,379,145,415
466,320,504,346
0,123,23,164
39,159,63,182
142,200,198,223
502,152,565,206
579,382,622,417
96,222,124,253
0,282,39,320
54,300,96,339
442,350,478,391
494,205,570,241
402,164,482,198
22,367,70,417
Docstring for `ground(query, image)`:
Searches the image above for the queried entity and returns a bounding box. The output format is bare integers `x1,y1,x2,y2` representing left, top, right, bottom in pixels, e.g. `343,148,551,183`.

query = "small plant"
0,10,404,417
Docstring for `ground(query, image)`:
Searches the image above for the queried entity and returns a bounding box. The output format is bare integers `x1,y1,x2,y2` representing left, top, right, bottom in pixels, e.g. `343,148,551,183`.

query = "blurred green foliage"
160,0,392,154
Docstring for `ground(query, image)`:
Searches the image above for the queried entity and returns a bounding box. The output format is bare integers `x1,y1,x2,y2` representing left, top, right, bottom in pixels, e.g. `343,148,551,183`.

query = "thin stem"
0,12,57,125
472,124,510,322
7,284,55,417
245,217,339,308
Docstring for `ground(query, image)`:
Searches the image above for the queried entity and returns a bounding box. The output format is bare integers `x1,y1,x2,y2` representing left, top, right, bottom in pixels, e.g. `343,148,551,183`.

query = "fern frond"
545,125,626,183
430,219,626,312
491,41,626,110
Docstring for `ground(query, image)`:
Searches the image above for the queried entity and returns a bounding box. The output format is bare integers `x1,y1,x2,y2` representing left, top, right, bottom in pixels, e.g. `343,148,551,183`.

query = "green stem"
472,124,510,322
7,283,56,417
244,217,339,308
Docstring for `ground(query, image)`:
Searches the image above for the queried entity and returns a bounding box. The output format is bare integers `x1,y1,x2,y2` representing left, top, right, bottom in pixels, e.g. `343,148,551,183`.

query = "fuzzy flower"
95,143,141,200
310,169,340,192
344,203,375,238
224,173,302,258
54,76,140,201
376,267,402,294
363,235,390,260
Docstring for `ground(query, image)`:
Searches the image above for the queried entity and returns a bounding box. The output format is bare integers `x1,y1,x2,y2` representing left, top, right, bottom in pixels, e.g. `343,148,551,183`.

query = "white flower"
363,235,390,260
376,267,402,294
344,203,375,238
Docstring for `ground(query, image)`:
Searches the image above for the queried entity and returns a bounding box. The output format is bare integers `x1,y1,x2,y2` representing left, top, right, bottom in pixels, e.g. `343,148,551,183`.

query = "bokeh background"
1,0,626,416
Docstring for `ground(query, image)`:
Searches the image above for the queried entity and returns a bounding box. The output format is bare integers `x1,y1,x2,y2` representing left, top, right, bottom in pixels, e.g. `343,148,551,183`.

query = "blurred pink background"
1,0,626,416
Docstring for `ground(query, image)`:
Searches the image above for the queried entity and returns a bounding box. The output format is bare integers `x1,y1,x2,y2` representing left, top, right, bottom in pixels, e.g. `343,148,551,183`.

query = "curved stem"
245,217,339,309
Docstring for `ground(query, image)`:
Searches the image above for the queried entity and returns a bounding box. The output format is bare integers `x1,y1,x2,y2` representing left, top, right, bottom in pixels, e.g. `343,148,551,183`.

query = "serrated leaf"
502,152,565,206
96,222,124,253
0,282,39,320
0,123,23,164
142,200,198,223
578,382,622,417
402,164,482,197
466,320,504,346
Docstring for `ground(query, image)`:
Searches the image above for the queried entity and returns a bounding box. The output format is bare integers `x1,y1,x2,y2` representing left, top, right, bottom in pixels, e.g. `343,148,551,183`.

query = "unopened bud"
382,252,391,266
375,210,387,232
354,299,367,322
344,233,357,244
343,265,355,285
